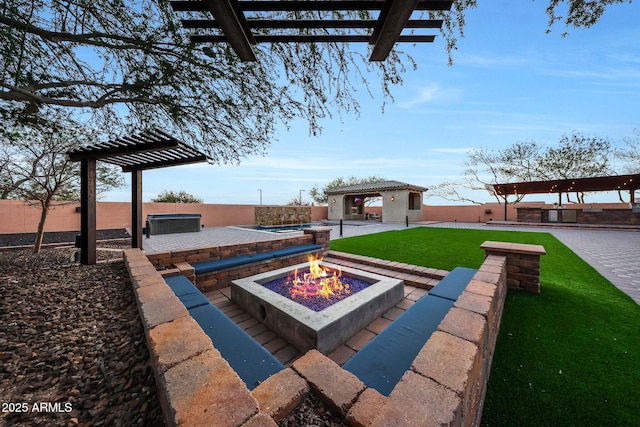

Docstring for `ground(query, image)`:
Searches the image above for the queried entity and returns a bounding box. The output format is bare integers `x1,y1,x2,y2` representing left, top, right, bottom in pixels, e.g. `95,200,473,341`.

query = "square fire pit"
231,261,404,353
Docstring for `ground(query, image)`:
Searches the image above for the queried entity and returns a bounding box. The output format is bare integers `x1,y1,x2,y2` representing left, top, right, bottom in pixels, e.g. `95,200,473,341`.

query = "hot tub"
146,213,201,235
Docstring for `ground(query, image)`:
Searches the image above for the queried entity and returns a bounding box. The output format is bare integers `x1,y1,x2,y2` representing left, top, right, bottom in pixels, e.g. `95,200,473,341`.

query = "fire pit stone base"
231,262,404,353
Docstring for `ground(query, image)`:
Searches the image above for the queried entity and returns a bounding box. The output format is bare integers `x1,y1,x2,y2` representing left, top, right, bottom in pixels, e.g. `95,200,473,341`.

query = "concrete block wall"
124,240,544,426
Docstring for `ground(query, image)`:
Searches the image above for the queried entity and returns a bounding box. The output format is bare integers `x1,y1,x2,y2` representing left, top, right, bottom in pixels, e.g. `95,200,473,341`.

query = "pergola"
493,174,640,202
67,129,211,265
493,174,640,219
169,0,453,61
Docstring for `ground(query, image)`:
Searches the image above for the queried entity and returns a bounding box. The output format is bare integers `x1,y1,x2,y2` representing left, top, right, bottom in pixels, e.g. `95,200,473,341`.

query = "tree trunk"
33,202,50,254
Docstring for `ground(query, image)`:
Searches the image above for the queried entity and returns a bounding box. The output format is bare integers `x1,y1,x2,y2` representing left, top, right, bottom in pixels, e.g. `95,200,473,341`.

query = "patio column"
80,158,97,265
131,169,143,248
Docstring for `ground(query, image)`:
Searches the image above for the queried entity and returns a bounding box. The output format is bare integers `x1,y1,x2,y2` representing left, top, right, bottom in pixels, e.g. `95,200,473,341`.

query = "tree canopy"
429,132,624,205
309,176,387,205
0,110,123,251
1,0,631,165
151,190,203,204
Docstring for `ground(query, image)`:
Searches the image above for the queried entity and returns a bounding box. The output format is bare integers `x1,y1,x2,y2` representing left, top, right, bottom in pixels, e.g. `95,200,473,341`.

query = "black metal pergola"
493,174,640,203
170,0,453,61
67,129,210,264
493,174,640,220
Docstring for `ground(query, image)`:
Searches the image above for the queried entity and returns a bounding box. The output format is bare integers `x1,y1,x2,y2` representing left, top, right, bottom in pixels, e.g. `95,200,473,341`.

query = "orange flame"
289,256,350,299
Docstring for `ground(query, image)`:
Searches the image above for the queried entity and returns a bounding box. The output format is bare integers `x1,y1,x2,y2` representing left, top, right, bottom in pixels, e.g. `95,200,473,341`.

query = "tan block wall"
0,200,329,233
423,203,518,222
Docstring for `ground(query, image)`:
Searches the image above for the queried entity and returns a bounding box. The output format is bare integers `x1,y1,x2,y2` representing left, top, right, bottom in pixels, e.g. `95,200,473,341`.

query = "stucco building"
326,180,427,223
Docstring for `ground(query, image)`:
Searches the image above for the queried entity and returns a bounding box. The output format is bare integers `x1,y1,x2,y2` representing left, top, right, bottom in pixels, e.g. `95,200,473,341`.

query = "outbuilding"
326,180,427,223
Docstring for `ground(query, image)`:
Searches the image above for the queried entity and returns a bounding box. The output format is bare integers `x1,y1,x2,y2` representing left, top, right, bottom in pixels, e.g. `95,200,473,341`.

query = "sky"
104,1,640,206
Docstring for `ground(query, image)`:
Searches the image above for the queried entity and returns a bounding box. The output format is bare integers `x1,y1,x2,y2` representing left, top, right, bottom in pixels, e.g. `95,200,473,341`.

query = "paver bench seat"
342,267,477,396
192,243,323,275
164,275,210,310
163,274,284,390
189,304,285,390
427,266,477,301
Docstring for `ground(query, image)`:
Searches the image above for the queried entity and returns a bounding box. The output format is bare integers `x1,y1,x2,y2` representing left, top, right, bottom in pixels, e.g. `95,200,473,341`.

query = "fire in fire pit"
262,256,371,312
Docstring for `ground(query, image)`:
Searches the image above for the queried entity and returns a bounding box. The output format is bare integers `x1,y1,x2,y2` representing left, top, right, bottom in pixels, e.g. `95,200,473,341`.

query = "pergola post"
80,158,97,265
131,169,143,248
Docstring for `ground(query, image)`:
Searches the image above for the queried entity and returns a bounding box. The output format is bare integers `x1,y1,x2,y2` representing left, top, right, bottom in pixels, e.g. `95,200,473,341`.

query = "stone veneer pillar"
480,241,546,294
303,228,331,252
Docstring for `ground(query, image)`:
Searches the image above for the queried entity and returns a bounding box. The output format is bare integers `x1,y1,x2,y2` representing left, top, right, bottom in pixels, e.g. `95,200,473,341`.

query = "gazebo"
67,129,211,264
327,180,427,223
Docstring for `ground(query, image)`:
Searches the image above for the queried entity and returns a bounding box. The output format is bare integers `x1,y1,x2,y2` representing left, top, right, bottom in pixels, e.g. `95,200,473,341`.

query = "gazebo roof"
493,174,640,196
170,0,453,61
67,129,210,172
327,180,428,195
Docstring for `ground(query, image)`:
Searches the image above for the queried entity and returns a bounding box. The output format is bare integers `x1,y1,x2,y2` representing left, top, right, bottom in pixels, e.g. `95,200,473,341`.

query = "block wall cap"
480,241,546,256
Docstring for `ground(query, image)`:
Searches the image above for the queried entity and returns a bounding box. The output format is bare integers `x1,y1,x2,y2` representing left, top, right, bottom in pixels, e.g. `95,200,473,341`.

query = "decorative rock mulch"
278,393,347,427
0,247,163,426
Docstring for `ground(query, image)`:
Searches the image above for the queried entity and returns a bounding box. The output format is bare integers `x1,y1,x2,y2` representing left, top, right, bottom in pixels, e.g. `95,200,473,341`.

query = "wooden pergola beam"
191,34,435,43
182,18,443,30
120,155,209,172
201,0,256,61
171,1,452,12
68,137,179,162
370,0,420,61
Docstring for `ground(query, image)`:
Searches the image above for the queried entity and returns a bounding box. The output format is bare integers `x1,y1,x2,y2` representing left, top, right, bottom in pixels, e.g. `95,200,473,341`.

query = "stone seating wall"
145,228,331,292
124,240,544,426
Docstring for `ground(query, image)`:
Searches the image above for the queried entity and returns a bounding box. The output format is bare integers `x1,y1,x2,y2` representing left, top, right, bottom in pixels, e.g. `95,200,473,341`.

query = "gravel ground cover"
0,230,130,248
278,393,347,427
0,247,162,426
1,244,352,426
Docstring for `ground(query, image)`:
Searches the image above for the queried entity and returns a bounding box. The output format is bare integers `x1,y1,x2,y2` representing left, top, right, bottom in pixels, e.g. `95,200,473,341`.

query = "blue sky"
104,1,640,205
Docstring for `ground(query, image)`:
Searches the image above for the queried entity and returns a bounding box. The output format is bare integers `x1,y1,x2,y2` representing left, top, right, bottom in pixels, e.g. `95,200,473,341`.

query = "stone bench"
192,243,323,275
164,274,285,390
342,267,477,396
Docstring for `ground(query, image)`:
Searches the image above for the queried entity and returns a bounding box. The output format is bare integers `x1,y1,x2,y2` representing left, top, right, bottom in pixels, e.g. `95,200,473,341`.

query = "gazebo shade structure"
170,0,453,61
326,180,427,223
68,129,211,264
326,180,427,195
493,174,640,201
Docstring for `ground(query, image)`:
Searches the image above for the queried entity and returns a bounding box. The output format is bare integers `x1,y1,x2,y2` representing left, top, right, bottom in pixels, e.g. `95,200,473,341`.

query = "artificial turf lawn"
330,227,640,427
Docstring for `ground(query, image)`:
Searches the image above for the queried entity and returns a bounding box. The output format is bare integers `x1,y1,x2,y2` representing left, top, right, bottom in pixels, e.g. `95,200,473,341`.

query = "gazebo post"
504,197,508,221
80,158,97,265
131,169,143,248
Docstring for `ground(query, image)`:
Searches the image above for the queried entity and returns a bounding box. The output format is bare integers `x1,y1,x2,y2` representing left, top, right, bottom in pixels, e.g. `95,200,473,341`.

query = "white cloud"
430,147,473,154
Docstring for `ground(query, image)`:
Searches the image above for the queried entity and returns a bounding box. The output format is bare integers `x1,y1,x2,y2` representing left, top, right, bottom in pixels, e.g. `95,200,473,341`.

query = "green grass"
330,227,640,427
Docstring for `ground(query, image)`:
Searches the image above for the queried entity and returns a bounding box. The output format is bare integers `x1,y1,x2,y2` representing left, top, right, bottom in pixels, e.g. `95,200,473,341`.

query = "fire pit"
261,257,372,312
231,258,404,353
